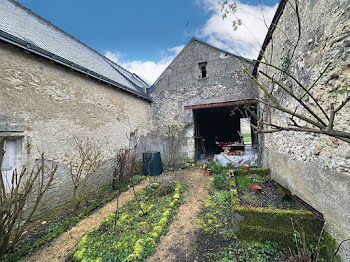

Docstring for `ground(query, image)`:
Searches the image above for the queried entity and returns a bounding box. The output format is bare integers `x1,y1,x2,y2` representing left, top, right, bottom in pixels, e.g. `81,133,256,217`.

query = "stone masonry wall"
149,40,256,164
257,0,350,260
0,41,152,211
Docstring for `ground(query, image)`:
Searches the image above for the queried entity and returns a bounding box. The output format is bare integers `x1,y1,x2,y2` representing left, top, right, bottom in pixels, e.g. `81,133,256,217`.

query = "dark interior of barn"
193,104,256,160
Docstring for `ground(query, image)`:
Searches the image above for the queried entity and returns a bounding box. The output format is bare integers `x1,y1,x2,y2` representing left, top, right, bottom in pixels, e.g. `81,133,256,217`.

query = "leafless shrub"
163,123,191,167
0,138,57,256
69,137,100,210
113,129,147,229
286,220,325,262
112,130,140,190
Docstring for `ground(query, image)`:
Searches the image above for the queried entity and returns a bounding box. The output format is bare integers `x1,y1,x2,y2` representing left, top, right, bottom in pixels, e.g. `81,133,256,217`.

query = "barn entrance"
191,101,257,160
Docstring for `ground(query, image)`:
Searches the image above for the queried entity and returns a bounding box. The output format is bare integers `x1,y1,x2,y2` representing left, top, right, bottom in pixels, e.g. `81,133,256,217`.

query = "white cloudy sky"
105,0,278,84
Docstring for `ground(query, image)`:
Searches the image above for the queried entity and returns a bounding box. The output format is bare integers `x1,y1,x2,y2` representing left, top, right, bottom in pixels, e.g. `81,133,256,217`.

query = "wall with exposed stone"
148,39,256,164
257,0,350,260
0,41,152,211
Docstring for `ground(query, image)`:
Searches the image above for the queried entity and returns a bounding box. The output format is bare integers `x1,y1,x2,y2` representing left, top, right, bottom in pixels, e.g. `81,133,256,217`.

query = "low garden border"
229,169,338,260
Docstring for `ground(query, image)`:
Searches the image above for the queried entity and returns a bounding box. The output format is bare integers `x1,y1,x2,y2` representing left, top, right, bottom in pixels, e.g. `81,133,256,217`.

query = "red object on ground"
204,170,212,176
243,165,250,171
250,184,262,192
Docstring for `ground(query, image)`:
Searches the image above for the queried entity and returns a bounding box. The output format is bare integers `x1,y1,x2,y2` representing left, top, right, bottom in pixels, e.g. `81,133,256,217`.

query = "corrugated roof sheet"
0,0,151,100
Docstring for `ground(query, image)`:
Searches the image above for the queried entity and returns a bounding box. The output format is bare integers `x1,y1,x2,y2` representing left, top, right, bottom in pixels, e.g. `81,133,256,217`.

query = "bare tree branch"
0,144,57,255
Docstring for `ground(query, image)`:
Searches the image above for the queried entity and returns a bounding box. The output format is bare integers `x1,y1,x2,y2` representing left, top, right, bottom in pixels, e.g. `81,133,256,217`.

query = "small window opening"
1,138,22,192
199,62,207,78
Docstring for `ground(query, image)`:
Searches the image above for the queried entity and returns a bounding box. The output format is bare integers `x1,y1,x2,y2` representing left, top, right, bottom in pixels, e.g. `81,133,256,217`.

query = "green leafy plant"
208,160,225,174
225,162,234,169
237,175,251,190
204,242,286,262
73,180,182,261
213,174,228,190
252,177,266,184
132,175,143,186
198,181,286,261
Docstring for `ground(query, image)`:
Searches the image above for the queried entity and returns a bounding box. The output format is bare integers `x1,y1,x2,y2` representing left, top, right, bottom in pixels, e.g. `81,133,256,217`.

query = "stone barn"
148,38,258,165
0,0,152,209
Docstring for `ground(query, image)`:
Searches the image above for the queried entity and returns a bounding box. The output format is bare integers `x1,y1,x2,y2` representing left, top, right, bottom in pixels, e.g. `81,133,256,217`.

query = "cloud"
104,50,122,64
105,45,184,84
104,1,277,84
196,0,278,59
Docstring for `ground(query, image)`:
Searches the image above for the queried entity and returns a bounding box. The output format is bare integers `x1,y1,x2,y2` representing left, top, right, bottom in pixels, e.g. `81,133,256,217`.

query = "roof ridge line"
104,56,135,78
191,38,252,62
104,57,145,92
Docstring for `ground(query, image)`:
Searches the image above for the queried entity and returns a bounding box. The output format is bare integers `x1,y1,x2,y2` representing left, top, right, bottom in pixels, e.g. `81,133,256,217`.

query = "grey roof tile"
0,0,151,100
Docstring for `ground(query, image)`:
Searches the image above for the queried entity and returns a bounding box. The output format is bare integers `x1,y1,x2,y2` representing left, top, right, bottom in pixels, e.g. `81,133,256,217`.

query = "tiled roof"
0,0,151,101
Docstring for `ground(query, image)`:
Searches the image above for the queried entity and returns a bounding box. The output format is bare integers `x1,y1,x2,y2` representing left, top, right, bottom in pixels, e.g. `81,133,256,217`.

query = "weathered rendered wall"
257,0,350,260
0,41,152,210
149,40,256,164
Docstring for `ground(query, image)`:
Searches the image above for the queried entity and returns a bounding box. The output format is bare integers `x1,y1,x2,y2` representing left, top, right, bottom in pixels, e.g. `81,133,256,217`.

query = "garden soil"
21,168,211,262
147,168,212,262
20,180,149,262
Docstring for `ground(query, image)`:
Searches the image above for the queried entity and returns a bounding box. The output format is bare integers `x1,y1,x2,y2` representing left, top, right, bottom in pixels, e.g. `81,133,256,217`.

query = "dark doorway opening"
193,104,257,160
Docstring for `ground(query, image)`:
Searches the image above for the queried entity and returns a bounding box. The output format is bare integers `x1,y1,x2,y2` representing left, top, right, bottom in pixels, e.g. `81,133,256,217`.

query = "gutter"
0,30,152,102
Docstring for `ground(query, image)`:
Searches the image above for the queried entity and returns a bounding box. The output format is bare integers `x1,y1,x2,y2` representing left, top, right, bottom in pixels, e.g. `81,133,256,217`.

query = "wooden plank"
184,99,258,110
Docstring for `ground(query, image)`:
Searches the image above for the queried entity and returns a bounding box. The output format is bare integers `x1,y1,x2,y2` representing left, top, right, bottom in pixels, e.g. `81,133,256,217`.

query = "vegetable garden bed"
1,175,145,262
235,172,302,209
230,170,337,260
194,164,338,261
71,179,182,262
195,175,287,261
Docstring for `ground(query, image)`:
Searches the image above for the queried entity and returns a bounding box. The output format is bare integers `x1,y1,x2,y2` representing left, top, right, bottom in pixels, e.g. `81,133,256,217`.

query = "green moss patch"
234,207,322,237
230,172,323,248
234,168,270,178
72,180,182,262
228,172,338,261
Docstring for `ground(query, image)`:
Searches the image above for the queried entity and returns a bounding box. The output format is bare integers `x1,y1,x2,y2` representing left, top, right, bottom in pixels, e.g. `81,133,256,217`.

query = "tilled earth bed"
237,180,304,210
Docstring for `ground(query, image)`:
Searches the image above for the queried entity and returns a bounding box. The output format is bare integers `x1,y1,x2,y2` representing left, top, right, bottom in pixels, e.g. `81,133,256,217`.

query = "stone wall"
257,0,350,260
149,39,256,164
0,41,152,210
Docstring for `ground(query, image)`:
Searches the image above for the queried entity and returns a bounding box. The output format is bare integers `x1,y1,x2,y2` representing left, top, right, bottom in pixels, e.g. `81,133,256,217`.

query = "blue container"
142,151,163,176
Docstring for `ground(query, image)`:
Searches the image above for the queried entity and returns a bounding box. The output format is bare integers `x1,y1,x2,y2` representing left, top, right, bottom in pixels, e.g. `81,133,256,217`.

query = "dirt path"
147,168,212,262
21,180,149,262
